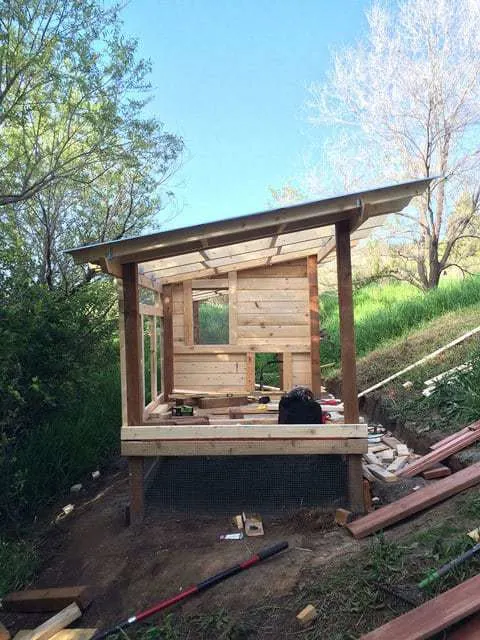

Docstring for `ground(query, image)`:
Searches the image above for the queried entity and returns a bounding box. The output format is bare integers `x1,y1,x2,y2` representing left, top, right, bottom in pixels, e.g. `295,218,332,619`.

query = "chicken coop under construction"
67,177,431,524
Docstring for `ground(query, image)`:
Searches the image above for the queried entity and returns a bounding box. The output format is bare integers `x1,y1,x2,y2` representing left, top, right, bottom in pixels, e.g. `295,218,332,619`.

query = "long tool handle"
418,542,480,589
92,541,288,640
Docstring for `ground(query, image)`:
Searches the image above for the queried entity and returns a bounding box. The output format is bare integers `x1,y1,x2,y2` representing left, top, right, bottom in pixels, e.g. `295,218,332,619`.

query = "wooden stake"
307,255,321,398
335,221,363,512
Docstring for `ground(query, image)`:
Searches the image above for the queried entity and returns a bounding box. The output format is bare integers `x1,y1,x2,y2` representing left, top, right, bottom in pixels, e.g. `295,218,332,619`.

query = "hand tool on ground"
91,541,288,640
379,541,480,606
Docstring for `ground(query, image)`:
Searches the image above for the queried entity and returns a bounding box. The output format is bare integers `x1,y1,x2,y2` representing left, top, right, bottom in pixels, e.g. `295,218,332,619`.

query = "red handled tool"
92,541,288,639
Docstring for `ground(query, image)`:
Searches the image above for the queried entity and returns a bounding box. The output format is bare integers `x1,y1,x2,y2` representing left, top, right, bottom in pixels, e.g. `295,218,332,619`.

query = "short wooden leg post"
348,455,364,513
128,457,145,526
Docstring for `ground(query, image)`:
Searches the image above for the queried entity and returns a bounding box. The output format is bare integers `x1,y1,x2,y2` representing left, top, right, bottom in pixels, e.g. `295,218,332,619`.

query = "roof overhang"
66,177,432,287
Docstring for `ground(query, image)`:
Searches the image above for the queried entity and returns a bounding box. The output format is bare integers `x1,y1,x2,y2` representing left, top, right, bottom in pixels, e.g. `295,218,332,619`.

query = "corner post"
307,255,322,398
122,263,145,524
162,284,174,401
335,221,364,513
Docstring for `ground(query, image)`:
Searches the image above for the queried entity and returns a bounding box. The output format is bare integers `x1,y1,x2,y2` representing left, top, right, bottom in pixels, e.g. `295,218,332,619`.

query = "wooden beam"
193,300,200,344
162,284,174,401
122,263,145,525
150,316,157,402
121,424,367,440
347,461,480,539
2,588,92,613
24,603,81,640
359,573,480,640
183,280,193,346
283,351,293,390
246,352,255,393
122,438,368,456
228,271,238,344
139,303,163,317
116,280,128,427
128,457,144,526
335,220,363,513
307,255,321,398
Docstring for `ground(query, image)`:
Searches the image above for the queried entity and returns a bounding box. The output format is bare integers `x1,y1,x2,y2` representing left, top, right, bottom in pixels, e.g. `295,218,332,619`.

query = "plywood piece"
348,462,480,539
122,438,368,456
2,587,91,613
359,573,480,640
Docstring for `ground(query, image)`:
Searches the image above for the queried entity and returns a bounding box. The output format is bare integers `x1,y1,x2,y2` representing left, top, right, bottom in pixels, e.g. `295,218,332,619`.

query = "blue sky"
121,0,371,229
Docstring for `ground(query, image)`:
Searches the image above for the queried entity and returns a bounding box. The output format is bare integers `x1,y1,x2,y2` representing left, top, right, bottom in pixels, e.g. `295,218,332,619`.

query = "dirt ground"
3,459,363,635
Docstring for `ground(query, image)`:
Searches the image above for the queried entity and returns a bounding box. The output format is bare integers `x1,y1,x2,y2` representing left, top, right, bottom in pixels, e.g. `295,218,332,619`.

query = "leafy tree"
307,0,480,289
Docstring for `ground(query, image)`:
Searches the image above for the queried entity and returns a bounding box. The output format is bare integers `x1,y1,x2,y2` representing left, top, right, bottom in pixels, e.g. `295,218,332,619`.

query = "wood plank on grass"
347,462,480,539
2,587,91,613
359,573,480,640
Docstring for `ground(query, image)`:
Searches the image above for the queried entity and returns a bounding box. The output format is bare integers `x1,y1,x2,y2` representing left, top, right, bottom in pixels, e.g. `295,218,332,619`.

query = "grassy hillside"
321,276,480,366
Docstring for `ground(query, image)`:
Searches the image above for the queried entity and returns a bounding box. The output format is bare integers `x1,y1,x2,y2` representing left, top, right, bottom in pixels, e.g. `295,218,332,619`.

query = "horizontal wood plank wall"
174,352,247,393
237,260,310,348
292,353,312,387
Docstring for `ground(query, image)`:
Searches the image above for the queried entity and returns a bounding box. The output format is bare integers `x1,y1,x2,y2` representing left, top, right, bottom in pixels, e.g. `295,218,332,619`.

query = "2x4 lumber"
197,396,249,409
183,280,193,346
347,461,480,539
335,220,363,513
398,419,480,478
283,351,293,390
422,465,451,479
21,603,81,640
359,572,480,640
149,316,157,402
2,587,91,613
307,255,322,398
162,285,174,401
122,264,143,425
128,457,144,526
228,271,238,344
14,631,97,640
358,325,480,398
245,352,255,392
193,299,200,344
430,426,472,450
121,424,367,440
116,280,128,427
121,438,368,457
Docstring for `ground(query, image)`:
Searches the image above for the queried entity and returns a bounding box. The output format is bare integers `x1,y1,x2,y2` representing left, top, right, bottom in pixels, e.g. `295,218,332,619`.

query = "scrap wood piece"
14,631,96,640
358,325,480,398
382,436,403,449
18,603,81,640
198,395,249,409
422,464,451,480
347,462,480,539
359,572,480,640
366,464,398,483
399,420,480,478
296,604,318,626
362,464,376,482
2,587,91,613
387,456,409,473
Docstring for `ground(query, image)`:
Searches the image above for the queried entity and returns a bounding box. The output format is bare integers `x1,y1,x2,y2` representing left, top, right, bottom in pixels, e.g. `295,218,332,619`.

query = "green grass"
321,276,480,366
0,537,39,596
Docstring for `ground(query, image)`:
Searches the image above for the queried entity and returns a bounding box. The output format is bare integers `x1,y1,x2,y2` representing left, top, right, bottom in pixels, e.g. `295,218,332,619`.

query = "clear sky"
120,0,371,229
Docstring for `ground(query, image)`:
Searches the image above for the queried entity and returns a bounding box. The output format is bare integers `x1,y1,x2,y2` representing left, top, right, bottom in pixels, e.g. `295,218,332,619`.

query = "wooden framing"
66,179,433,523
307,254,321,398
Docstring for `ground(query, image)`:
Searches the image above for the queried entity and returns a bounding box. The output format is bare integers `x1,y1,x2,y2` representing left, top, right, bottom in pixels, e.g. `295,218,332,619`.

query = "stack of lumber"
360,572,480,639
398,419,480,479
347,461,480,539
422,362,472,397
362,432,419,483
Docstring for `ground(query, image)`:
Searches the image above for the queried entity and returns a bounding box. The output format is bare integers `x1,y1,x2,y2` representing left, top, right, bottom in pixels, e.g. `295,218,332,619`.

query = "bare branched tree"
307,0,480,289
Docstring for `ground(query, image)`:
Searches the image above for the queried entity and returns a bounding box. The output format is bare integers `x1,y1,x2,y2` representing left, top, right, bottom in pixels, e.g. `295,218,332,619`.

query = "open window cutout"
255,353,282,391
194,291,229,344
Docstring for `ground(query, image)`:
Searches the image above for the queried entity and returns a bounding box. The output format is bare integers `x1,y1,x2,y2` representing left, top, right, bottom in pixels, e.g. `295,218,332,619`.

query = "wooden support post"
307,255,322,398
150,316,157,402
193,299,200,344
116,280,128,427
246,351,255,393
140,313,145,410
183,280,193,346
283,351,293,391
122,263,145,524
162,284,174,401
228,271,238,344
335,221,364,513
